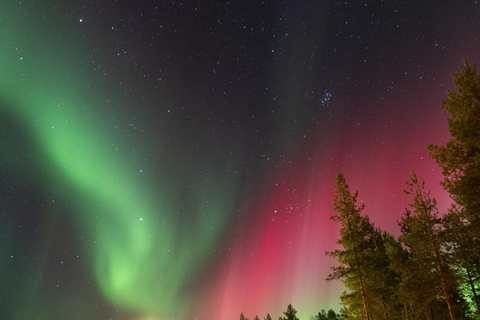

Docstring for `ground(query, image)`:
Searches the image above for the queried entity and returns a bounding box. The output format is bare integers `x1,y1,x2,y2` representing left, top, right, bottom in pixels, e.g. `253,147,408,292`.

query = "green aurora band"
0,2,239,318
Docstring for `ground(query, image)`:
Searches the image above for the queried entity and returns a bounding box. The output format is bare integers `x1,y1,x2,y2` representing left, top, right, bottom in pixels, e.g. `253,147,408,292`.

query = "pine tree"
396,209,441,319
264,313,273,320
427,61,480,319
326,174,375,320
240,312,248,320
427,61,480,227
366,230,405,320
383,231,413,319
400,172,460,320
254,316,260,320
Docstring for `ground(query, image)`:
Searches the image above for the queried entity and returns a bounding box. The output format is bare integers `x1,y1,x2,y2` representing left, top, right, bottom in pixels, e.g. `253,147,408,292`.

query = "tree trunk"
425,309,432,320
429,304,435,320
381,295,388,320
403,303,410,320
417,183,456,320
432,242,456,320
354,248,372,320
346,207,372,320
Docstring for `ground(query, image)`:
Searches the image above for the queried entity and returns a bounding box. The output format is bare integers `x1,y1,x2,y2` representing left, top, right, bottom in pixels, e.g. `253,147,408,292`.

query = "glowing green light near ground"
0,2,238,318
455,267,480,319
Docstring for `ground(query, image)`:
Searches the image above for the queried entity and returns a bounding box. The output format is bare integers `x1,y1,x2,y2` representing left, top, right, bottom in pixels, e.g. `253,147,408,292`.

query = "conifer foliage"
399,172,459,319
326,174,375,320
280,304,299,320
326,62,480,319
427,61,480,225
315,309,342,320
327,176,403,319
238,62,480,320
428,62,480,318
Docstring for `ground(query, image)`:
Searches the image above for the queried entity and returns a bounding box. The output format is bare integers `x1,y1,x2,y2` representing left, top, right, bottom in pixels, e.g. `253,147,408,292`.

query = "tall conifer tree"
427,62,480,227
400,172,460,320
327,174,374,320
427,61,480,319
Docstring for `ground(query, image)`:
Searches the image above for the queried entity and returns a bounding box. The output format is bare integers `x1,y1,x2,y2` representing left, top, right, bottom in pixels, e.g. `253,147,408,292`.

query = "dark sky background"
1,1,480,319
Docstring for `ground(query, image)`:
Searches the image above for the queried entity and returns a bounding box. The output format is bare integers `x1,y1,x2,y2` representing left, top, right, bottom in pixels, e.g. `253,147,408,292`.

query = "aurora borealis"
1,1,480,319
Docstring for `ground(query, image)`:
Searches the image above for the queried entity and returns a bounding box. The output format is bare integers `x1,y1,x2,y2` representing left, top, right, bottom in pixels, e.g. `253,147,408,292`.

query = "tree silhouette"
427,61,480,317
280,304,299,320
326,175,374,320
315,309,341,320
400,172,460,320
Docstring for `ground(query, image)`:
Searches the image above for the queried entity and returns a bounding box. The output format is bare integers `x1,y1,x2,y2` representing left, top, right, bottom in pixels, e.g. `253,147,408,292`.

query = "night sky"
1,1,480,319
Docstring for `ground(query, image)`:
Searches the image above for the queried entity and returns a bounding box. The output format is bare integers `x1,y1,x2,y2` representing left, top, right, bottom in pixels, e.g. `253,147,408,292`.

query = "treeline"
239,303,342,320
326,62,480,320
